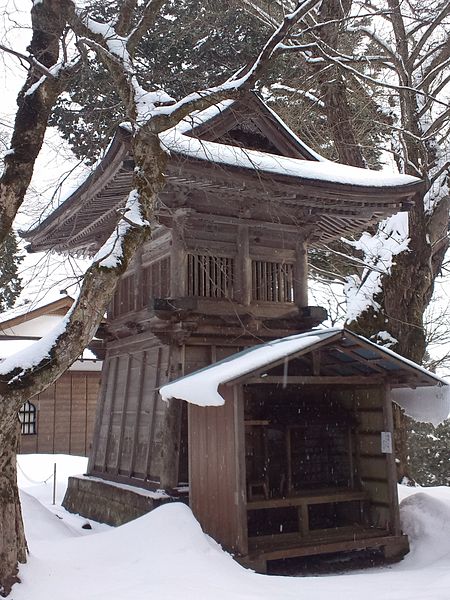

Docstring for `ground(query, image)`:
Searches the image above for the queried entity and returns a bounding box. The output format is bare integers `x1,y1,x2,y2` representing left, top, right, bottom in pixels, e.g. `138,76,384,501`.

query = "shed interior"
243,382,390,554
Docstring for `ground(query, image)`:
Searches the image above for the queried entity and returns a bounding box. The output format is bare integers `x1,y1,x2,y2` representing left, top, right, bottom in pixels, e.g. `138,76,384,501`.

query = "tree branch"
409,3,450,67
0,43,56,79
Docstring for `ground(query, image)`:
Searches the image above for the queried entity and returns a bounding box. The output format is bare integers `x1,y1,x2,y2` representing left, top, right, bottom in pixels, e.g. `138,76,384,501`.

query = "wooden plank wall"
88,333,179,485
88,334,246,486
189,385,248,555
19,371,100,457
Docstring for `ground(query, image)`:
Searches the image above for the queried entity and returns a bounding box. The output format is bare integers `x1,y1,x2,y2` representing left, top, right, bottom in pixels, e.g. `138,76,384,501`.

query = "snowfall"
11,454,450,600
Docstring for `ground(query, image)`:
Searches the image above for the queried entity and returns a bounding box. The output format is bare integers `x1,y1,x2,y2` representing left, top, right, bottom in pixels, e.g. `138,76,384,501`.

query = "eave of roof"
21,95,423,254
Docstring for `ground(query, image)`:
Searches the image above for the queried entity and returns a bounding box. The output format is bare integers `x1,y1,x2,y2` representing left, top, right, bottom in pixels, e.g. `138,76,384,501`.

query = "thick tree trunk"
0,420,26,597
318,0,366,169
350,190,450,479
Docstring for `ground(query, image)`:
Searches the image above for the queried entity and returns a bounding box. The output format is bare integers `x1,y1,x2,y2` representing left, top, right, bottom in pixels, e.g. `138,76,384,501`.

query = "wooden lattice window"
187,254,234,298
19,401,37,435
252,260,294,303
141,257,170,307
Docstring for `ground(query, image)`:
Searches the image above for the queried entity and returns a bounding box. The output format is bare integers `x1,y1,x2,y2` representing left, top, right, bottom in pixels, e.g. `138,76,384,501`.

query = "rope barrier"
17,460,54,485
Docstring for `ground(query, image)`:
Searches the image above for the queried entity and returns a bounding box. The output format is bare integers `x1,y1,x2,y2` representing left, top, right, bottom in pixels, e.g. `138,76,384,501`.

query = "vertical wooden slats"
19,371,100,458
251,260,294,303
129,351,147,477
144,347,162,479
101,356,120,472
187,253,235,298
294,239,308,307
140,257,171,307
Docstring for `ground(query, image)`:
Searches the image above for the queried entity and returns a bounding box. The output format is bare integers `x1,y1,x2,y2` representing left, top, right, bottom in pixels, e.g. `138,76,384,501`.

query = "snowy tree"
0,0,324,594
242,0,450,477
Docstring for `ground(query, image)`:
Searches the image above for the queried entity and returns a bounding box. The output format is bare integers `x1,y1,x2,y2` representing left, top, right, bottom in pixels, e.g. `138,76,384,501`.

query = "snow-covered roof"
0,295,102,373
0,296,74,328
23,92,423,256
160,327,450,426
162,101,420,189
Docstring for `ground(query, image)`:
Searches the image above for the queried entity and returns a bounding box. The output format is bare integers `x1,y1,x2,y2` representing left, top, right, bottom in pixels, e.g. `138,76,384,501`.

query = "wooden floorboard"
247,528,405,561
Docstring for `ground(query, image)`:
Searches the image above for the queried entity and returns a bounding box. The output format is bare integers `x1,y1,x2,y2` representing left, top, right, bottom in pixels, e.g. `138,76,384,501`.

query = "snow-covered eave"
185,94,326,163
0,296,74,328
349,330,448,388
167,148,423,198
160,329,342,407
162,133,422,193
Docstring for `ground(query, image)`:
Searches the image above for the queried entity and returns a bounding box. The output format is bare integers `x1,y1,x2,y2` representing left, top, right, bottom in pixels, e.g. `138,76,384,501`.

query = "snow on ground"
14,454,450,600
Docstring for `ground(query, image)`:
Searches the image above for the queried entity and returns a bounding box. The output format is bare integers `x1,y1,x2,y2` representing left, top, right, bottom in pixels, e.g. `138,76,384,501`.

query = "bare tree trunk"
0,420,26,597
317,0,366,168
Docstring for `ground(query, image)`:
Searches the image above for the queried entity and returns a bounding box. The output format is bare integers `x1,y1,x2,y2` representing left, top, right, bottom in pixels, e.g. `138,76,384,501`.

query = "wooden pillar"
159,398,183,490
294,238,308,307
170,221,187,298
236,225,251,305
233,386,248,555
159,346,183,489
87,355,112,474
383,383,401,536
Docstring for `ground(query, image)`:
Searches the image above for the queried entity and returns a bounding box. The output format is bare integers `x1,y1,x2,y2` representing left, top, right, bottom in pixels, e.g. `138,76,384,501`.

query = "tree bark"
0,420,26,598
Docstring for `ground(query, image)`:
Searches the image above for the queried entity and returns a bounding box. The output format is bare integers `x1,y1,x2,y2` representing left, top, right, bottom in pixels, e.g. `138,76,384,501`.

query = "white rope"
17,460,54,485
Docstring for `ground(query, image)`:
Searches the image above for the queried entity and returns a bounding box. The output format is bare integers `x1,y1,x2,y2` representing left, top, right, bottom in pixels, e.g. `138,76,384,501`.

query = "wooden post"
144,347,162,479
129,351,147,477
159,398,183,490
236,225,251,305
170,221,187,298
87,356,111,474
383,383,401,536
294,238,308,307
233,386,249,555
114,355,132,474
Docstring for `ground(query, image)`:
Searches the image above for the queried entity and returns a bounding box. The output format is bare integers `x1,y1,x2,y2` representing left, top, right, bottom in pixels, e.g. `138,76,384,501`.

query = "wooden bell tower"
23,93,421,508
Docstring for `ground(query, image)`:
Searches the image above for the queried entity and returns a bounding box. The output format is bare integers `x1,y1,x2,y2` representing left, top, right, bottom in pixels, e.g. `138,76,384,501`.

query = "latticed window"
19,401,37,435
187,254,234,298
252,260,294,303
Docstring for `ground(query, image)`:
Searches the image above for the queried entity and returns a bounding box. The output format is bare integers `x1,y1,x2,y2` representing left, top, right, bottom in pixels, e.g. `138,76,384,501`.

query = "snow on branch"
344,213,410,323
94,189,150,269
0,316,69,382
0,43,58,79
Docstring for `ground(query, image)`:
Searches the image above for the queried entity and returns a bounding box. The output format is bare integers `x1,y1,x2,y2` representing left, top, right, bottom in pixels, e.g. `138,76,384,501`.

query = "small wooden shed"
161,327,449,570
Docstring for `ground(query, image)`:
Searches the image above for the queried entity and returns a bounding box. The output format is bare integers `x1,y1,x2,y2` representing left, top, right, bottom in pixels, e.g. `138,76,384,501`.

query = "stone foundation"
62,475,173,526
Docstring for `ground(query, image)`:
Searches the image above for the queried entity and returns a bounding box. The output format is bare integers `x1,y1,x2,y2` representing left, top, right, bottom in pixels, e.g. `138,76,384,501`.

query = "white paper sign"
381,431,392,454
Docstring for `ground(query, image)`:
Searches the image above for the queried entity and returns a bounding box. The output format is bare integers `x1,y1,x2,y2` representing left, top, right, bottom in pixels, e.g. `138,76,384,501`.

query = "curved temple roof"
23,94,423,254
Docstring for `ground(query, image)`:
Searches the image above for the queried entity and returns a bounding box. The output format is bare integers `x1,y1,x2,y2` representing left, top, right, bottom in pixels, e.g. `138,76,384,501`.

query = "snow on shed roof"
160,327,450,425
160,329,338,406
